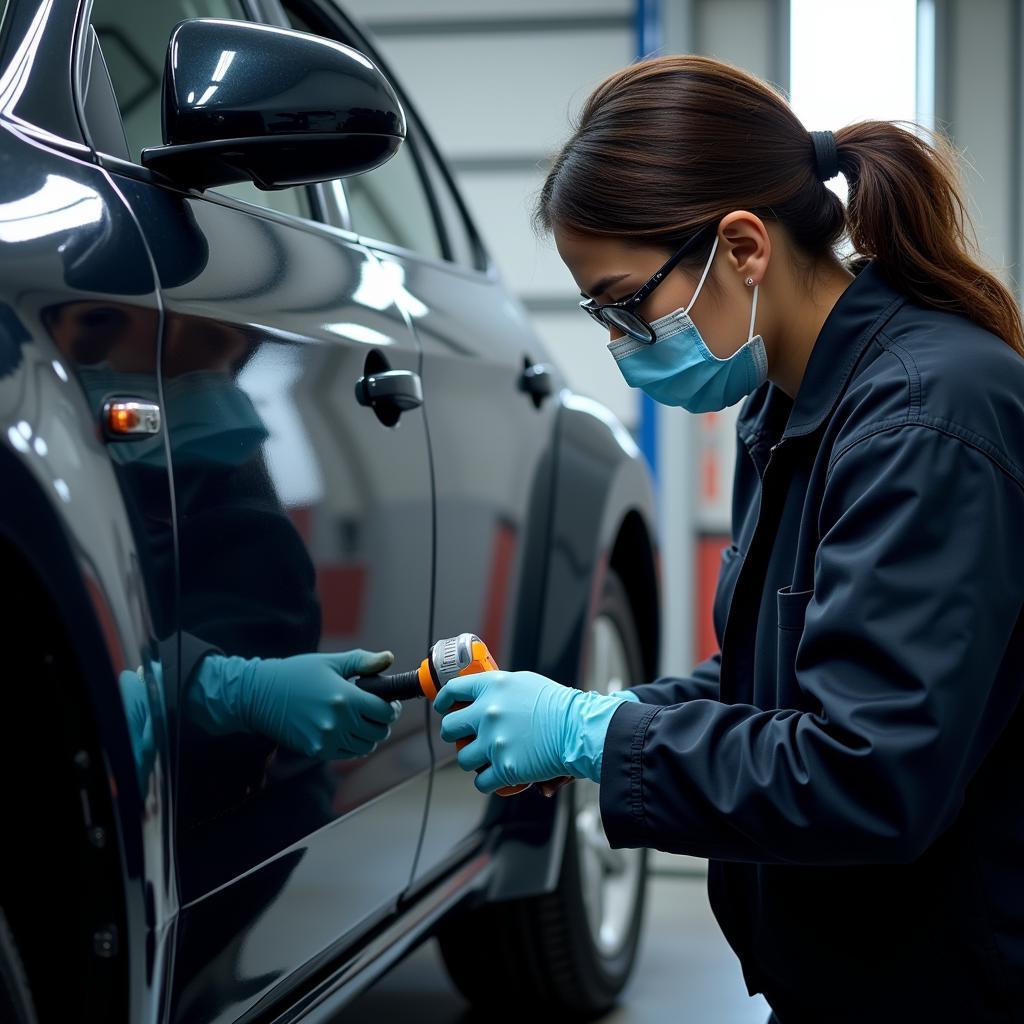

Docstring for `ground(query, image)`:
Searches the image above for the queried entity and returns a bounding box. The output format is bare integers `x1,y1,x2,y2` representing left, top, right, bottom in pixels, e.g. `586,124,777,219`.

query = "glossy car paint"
119,175,437,1023
0,5,176,1020
0,2,661,1022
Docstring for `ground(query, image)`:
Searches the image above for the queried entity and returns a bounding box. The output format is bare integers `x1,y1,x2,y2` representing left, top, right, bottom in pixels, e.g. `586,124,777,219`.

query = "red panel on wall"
317,564,367,638
695,534,730,663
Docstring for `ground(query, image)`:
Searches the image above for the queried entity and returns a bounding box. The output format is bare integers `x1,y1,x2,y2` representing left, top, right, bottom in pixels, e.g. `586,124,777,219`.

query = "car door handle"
518,361,553,408
355,369,423,413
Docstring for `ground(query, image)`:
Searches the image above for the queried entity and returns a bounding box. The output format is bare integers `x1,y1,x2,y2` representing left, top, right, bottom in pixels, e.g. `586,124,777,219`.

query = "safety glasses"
579,224,714,344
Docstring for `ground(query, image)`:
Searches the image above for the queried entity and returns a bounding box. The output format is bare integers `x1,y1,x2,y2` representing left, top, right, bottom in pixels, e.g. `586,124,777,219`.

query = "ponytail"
537,56,1024,357
837,121,1024,356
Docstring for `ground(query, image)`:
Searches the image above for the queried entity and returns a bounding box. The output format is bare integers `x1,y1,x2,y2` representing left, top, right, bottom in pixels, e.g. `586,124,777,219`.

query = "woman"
434,56,1024,1023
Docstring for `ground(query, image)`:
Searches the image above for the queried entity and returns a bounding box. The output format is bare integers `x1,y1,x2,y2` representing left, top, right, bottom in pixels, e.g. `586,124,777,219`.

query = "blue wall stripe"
635,0,663,478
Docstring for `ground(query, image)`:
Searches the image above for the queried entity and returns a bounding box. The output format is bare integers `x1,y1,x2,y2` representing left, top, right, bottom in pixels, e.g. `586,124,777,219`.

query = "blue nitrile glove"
188,649,402,760
434,671,639,794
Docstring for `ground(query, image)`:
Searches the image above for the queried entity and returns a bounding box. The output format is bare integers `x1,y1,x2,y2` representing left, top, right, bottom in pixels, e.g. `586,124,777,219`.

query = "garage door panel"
350,0,631,24
368,28,632,158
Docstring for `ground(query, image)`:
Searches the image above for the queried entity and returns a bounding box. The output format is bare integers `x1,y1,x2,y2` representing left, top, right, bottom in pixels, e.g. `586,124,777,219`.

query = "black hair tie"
809,130,839,182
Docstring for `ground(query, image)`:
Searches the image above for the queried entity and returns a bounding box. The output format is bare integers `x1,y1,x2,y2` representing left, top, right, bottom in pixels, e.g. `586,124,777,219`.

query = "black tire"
0,909,37,1024
437,568,649,1020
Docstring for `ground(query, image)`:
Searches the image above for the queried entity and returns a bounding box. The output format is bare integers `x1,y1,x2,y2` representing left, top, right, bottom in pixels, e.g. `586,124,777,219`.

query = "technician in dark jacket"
435,55,1024,1023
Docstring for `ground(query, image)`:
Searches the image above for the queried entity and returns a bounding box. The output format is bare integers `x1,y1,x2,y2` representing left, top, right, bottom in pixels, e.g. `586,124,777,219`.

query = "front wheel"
436,568,649,1019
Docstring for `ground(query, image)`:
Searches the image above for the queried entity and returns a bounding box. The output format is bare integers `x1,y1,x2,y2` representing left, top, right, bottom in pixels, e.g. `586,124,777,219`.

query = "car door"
271,0,563,884
372,162,562,885
80,4,434,1021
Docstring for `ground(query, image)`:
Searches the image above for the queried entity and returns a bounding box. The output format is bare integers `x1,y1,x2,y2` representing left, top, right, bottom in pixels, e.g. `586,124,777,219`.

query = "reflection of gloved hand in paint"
188,649,403,760
118,666,156,795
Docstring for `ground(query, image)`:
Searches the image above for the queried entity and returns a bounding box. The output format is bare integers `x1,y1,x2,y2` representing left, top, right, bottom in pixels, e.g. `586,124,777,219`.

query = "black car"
0,2,661,1021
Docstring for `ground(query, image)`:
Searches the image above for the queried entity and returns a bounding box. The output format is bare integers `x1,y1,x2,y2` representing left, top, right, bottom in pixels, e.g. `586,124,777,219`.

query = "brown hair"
536,55,1024,356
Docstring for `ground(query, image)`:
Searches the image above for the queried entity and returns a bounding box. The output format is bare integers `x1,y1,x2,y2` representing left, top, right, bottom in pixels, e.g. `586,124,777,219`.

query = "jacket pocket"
776,585,814,695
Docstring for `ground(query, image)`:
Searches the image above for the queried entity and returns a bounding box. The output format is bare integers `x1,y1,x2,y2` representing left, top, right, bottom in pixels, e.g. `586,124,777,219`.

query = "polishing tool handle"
355,670,424,702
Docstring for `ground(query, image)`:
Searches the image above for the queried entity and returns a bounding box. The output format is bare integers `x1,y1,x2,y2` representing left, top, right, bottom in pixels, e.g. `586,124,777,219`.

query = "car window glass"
344,144,443,261
281,3,443,261
418,136,481,270
88,0,312,221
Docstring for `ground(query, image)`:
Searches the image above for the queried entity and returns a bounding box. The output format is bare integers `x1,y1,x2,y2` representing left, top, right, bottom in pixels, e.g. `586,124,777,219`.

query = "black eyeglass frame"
579,223,714,344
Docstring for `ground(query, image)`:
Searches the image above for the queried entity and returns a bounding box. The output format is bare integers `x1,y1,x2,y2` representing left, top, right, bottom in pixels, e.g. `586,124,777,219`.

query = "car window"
344,143,444,261
417,134,482,271
87,0,312,221
281,2,443,261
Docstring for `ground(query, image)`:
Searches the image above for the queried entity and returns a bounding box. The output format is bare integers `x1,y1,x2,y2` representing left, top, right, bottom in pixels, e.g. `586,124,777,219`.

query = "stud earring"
745,277,755,287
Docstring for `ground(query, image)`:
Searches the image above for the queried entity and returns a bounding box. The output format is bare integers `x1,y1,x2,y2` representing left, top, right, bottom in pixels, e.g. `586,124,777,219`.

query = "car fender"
0,315,173,1024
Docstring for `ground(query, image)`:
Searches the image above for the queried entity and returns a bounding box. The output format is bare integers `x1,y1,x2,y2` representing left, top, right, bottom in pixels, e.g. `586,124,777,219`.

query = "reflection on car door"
112,180,435,1022
85,2,436,1017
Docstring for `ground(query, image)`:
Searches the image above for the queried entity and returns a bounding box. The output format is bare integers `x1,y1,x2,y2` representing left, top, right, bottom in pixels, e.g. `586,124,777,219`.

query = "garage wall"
931,0,1022,296
345,0,638,429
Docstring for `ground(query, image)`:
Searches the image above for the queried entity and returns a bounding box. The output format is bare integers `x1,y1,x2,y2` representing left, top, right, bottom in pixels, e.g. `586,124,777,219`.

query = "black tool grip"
355,670,423,702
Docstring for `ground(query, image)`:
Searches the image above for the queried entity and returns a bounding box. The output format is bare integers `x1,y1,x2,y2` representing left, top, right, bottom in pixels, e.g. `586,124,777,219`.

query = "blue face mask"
607,236,768,412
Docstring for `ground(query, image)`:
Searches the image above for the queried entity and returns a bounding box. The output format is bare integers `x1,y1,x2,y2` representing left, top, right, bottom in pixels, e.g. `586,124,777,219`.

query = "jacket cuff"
598,696,662,848
180,632,223,686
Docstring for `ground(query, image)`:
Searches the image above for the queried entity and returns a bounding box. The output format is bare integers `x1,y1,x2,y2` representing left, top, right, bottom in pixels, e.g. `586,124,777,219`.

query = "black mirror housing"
141,19,406,191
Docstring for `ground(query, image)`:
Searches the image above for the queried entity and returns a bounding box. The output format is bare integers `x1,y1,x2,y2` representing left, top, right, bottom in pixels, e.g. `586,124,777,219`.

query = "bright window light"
790,0,919,203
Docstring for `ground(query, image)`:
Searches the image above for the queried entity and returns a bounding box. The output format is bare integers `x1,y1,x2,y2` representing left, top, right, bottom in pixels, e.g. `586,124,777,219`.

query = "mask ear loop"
747,281,759,342
682,235,719,315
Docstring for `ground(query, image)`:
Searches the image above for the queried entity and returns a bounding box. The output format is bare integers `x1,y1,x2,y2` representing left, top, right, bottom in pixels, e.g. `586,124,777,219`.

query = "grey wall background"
930,0,1023,299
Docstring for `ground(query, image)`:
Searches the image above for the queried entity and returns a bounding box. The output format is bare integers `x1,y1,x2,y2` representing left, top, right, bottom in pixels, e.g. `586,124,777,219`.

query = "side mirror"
142,19,406,191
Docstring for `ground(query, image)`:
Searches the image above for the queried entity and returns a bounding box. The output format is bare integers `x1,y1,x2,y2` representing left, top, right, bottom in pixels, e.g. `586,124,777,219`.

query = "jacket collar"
781,260,905,438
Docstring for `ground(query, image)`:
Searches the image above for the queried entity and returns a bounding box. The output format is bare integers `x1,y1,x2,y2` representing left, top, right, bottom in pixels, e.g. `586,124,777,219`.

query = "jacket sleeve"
628,653,721,705
599,424,1024,863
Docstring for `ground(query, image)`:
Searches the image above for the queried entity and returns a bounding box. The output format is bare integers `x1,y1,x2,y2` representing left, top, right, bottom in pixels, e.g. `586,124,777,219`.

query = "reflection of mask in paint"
76,364,269,469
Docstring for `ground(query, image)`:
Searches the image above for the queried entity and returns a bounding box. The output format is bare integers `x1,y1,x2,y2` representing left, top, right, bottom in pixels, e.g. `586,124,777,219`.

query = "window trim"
94,148,370,253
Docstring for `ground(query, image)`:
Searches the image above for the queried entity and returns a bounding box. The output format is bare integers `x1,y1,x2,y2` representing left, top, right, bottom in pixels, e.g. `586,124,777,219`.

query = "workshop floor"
338,858,771,1023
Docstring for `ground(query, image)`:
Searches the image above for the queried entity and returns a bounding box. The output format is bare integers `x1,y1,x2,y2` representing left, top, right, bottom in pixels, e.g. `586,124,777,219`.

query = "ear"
718,211,771,286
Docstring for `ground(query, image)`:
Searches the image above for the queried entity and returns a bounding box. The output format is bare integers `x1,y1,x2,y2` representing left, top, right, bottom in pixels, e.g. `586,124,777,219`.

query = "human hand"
434,671,628,794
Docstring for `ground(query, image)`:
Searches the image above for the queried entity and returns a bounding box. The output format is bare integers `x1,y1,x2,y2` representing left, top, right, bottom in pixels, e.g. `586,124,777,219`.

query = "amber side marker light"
110,404,139,433
102,399,162,439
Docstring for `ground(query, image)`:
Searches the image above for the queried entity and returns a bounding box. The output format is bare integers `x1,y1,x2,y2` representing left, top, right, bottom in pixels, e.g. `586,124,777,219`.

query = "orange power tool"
356,633,529,797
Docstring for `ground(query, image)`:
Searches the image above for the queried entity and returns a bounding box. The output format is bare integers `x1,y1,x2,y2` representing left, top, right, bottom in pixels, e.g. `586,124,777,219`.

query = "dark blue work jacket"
600,262,1024,1023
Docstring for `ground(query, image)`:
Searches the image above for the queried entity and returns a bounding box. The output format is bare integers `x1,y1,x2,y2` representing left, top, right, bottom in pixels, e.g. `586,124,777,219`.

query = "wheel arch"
608,508,660,684
0,436,159,1022
0,486,131,1021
